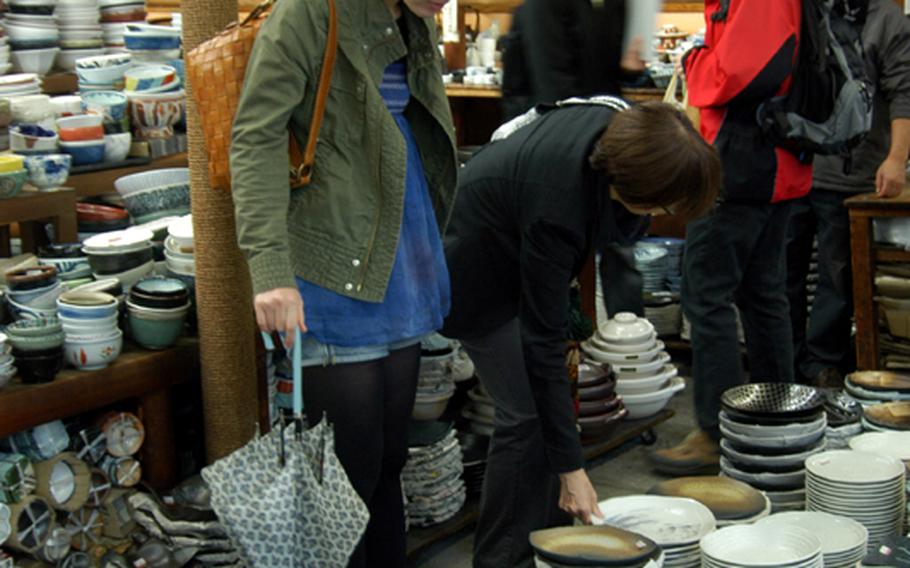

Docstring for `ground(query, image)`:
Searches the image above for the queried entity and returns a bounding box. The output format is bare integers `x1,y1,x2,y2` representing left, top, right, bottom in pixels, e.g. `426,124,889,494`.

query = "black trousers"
785,188,855,380
301,344,421,568
682,200,795,437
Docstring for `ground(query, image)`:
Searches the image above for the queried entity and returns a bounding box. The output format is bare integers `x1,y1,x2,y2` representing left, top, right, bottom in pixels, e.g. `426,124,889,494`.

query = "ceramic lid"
82,228,154,251
600,312,654,344
167,214,193,241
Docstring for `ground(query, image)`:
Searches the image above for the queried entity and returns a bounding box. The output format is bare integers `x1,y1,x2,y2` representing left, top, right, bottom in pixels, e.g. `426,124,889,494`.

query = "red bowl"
76,203,129,222
59,125,105,142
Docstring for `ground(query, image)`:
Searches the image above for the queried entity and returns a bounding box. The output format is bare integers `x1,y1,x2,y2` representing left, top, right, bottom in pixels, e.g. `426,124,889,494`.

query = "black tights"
302,344,421,568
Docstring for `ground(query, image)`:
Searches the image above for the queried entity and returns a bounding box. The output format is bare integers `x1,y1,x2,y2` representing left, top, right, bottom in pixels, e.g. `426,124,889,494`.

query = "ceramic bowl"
126,89,184,138
3,22,59,43
10,124,58,155
129,288,189,309
7,296,57,320
76,204,128,224
23,153,71,190
56,113,104,141
75,53,130,69
59,139,104,166
166,214,193,250
8,280,64,309
123,64,176,92
132,275,187,298
0,154,25,173
621,376,685,419
96,259,154,291
80,89,127,127
122,33,180,51
86,246,153,274
6,316,62,337
164,249,194,275
55,48,104,72
614,365,679,396
8,330,65,351
600,312,655,344
5,265,57,291
7,4,56,16
15,348,64,383
122,182,189,222
0,169,28,199
6,276,58,301
82,228,154,253
103,132,130,162
65,328,122,370
75,60,129,85
59,312,118,331
49,94,85,118
126,299,190,320
56,291,118,319
11,47,60,75
579,407,628,441
114,167,187,197
37,243,82,259
128,310,184,350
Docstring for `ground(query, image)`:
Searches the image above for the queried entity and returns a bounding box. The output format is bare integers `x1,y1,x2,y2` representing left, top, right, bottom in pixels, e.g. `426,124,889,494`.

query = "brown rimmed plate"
529,525,659,567
647,476,767,521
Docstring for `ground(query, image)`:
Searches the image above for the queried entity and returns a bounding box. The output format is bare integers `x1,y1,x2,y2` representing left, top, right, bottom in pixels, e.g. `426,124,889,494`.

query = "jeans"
460,319,571,568
682,200,795,437
785,189,854,379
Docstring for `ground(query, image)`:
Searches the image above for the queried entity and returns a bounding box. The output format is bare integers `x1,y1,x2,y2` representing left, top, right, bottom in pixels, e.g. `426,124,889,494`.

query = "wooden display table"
0,188,77,256
0,338,200,489
846,187,910,370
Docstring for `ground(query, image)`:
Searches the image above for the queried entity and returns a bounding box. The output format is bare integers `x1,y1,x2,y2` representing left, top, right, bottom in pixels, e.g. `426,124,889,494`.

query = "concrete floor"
411,374,698,567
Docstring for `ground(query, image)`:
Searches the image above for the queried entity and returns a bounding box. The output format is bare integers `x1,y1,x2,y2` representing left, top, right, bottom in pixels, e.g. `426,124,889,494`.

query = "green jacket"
230,0,458,301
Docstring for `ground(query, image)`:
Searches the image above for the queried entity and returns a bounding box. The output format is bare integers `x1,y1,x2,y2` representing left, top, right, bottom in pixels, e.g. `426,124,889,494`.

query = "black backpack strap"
711,0,731,22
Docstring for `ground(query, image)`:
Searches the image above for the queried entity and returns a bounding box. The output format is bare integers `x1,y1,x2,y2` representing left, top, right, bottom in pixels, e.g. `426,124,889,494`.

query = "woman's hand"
876,156,906,198
558,469,603,524
254,287,307,348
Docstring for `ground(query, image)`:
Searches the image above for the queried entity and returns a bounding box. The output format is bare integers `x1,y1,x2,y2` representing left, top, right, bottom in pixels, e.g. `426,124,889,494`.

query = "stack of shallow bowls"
6,316,64,382
413,342,456,421
99,0,146,51
845,370,910,409
596,495,715,568
0,334,15,389
531,525,664,568
56,113,104,166
648,476,772,527
402,429,466,528
75,52,128,92
642,237,684,292
75,202,129,240
635,242,670,293
806,449,906,552
127,276,189,350
822,389,864,448
577,360,625,443
82,227,155,291
164,213,194,282
582,312,683,419
56,290,121,370
0,72,42,97
54,0,103,71
863,400,910,432
700,525,823,568
5,265,63,320
4,0,60,76
719,383,826,511
114,168,190,224
757,512,868,568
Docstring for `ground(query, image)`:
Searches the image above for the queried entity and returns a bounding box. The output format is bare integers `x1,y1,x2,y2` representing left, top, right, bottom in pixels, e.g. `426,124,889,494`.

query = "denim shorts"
289,334,423,367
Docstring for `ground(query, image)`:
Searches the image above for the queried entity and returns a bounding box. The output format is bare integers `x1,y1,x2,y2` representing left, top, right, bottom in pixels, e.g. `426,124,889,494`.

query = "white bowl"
166,214,193,249
75,60,128,84
114,166,188,197
164,249,194,275
594,495,716,547
614,365,678,396
56,113,103,129
806,449,906,484
700,525,822,567
581,339,665,364
599,312,655,344
94,259,154,291
82,227,154,252
11,47,60,76
65,328,122,370
848,431,910,462
3,22,60,42
613,352,672,379
74,51,129,68
621,376,685,419
103,131,130,161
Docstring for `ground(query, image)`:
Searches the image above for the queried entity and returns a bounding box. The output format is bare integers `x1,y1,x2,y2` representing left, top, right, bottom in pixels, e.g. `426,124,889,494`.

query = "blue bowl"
24,154,72,190
55,301,117,320
123,35,181,51
60,142,105,166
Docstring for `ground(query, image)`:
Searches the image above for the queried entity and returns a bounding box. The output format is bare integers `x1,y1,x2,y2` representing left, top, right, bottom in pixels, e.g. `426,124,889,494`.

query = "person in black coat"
442,100,721,568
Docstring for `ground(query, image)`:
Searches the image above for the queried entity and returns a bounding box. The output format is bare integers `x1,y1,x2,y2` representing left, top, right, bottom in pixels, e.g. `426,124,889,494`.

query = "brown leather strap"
290,0,337,187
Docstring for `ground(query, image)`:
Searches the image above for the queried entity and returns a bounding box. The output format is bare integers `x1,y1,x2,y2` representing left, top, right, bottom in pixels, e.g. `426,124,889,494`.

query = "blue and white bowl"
24,153,71,190
81,90,128,125
123,34,180,51
59,139,104,166
56,291,118,320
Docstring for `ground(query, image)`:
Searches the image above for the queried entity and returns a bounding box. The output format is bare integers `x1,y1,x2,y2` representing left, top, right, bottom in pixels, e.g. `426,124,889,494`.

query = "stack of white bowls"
806,449,906,552
582,312,683,419
56,290,122,371
82,227,155,291
596,495,715,568
719,383,827,512
756,512,868,568
0,73,41,97
402,429,466,528
99,0,145,52
700,525,824,568
54,0,104,71
4,0,60,76
413,342,456,422
164,214,194,282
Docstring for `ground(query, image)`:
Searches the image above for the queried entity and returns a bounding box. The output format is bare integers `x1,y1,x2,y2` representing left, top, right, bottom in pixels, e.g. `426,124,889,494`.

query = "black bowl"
8,5,56,14
721,383,824,418
13,346,64,359
87,247,154,275
16,351,65,384
129,289,190,310
38,243,85,259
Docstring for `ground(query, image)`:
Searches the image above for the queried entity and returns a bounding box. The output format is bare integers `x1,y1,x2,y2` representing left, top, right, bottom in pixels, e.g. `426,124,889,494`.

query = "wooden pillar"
182,0,260,462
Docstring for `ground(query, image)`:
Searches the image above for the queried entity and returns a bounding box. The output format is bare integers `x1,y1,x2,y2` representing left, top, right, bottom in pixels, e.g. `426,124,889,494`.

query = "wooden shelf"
875,248,910,263
446,85,502,99
0,188,78,254
67,152,188,198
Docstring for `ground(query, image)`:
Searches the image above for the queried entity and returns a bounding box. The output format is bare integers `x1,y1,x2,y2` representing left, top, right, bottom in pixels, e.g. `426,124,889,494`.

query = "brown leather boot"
649,429,720,476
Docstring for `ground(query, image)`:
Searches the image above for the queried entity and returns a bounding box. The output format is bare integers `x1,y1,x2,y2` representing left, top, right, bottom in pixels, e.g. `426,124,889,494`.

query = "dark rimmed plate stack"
845,371,910,412
719,383,826,512
576,361,625,444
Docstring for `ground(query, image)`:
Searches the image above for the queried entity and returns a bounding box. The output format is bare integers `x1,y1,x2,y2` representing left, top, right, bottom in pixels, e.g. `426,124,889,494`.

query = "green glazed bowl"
0,169,28,200
8,331,66,352
128,312,185,350
5,317,63,338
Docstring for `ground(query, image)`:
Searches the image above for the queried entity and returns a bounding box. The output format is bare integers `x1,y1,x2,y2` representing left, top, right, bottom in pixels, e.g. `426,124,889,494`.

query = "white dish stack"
806,449,906,553
55,0,104,71
402,429,466,528
757,511,868,568
596,495,715,568
849,431,910,532
582,312,684,419
700,525,824,568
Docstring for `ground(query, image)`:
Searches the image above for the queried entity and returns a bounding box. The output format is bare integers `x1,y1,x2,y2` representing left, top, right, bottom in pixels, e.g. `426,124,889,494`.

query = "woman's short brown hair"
589,102,721,220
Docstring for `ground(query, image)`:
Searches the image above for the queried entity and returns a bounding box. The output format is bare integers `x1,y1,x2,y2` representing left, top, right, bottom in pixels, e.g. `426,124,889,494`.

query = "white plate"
720,438,827,469
720,458,805,489
594,495,716,546
849,431,910,461
807,450,906,484
700,525,822,567
719,410,827,439
720,421,825,450
756,512,868,558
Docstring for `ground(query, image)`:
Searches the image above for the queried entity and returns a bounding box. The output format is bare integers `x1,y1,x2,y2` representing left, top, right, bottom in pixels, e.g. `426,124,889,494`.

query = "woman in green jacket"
230,0,457,565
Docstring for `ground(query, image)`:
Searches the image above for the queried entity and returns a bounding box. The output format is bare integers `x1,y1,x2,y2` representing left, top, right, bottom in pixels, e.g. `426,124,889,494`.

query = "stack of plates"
402,429,466,528
531,525,665,568
700,525,823,567
719,383,826,510
582,313,683,420
641,237,684,293
577,361,626,444
0,73,41,97
3,0,60,76
823,390,863,448
635,242,670,293
757,512,868,568
845,371,910,407
863,400,910,432
806,449,906,551
648,476,771,527
595,495,715,568
55,0,103,70
849,431,910,523
458,431,488,497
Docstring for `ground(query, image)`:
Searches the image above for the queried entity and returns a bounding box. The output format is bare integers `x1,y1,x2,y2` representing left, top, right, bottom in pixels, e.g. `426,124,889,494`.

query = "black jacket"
442,104,648,473
501,0,627,120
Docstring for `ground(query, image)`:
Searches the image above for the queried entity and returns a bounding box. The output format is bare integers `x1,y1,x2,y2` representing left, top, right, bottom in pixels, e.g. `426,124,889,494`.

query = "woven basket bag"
185,0,337,192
